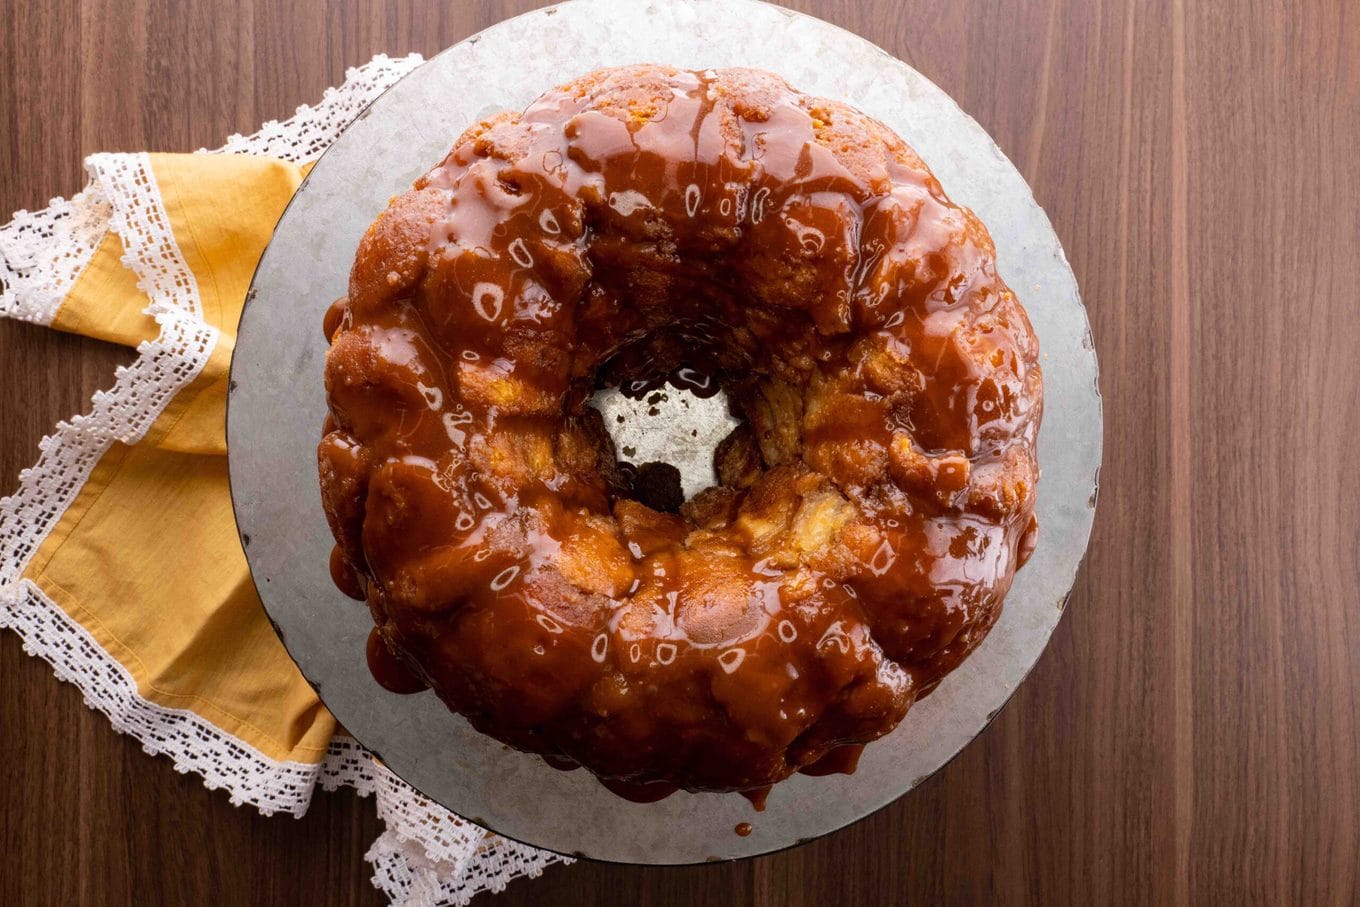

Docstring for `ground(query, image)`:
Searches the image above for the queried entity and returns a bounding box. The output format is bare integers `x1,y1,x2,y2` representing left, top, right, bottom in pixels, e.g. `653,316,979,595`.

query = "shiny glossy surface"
318,65,1042,799
365,627,428,694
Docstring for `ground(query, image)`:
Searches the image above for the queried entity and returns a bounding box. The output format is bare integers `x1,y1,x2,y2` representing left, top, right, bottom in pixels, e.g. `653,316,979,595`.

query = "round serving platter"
227,0,1101,864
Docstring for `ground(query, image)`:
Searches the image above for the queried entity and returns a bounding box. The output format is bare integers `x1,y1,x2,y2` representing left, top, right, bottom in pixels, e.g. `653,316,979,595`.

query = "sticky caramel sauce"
366,627,428,694
329,544,366,601
599,777,681,804
798,743,865,777
739,786,772,812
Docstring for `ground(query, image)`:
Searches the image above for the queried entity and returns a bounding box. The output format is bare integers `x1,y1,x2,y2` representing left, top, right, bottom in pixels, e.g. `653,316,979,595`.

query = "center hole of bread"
589,375,740,511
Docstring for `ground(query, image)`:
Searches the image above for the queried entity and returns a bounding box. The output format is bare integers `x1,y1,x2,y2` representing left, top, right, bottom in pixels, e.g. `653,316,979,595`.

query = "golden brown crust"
319,65,1042,795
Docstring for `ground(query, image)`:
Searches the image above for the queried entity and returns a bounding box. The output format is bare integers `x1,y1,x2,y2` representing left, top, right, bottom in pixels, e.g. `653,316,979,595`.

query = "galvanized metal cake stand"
227,0,1102,864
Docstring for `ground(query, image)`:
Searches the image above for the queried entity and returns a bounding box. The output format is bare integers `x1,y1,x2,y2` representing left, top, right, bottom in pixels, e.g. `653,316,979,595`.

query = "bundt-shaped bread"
319,65,1042,799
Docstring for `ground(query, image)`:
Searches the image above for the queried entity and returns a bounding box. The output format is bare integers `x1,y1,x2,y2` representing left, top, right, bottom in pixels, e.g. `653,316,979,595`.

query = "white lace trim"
86,152,205,321
0,52,567,906
0,184,110,326
365,831,560,907
208,54,424,161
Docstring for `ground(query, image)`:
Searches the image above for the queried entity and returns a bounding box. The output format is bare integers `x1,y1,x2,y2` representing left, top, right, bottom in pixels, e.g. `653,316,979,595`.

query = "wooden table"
3,1,1357,903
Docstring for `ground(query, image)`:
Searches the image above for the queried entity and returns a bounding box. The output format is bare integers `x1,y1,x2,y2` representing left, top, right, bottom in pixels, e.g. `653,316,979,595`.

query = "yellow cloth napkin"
31,152,336,763
0,54,562,905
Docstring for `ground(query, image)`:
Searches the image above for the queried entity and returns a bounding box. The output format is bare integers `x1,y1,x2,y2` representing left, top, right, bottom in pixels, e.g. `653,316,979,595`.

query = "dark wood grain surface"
3,1,1358,903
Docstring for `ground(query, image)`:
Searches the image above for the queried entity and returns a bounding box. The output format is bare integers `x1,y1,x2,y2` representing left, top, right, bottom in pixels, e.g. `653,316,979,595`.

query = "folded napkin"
0,53,566,906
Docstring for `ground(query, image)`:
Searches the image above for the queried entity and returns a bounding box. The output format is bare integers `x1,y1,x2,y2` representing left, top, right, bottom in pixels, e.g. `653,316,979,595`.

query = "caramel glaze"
740,786,772,812
318,66,1042,799
330,544,366,600
799,742,865,776
366,627,428,694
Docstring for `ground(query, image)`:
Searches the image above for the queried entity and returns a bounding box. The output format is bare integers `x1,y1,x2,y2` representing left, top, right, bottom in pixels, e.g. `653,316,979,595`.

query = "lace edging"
0,51,569,905
207,54,425,161
0,184,111,326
